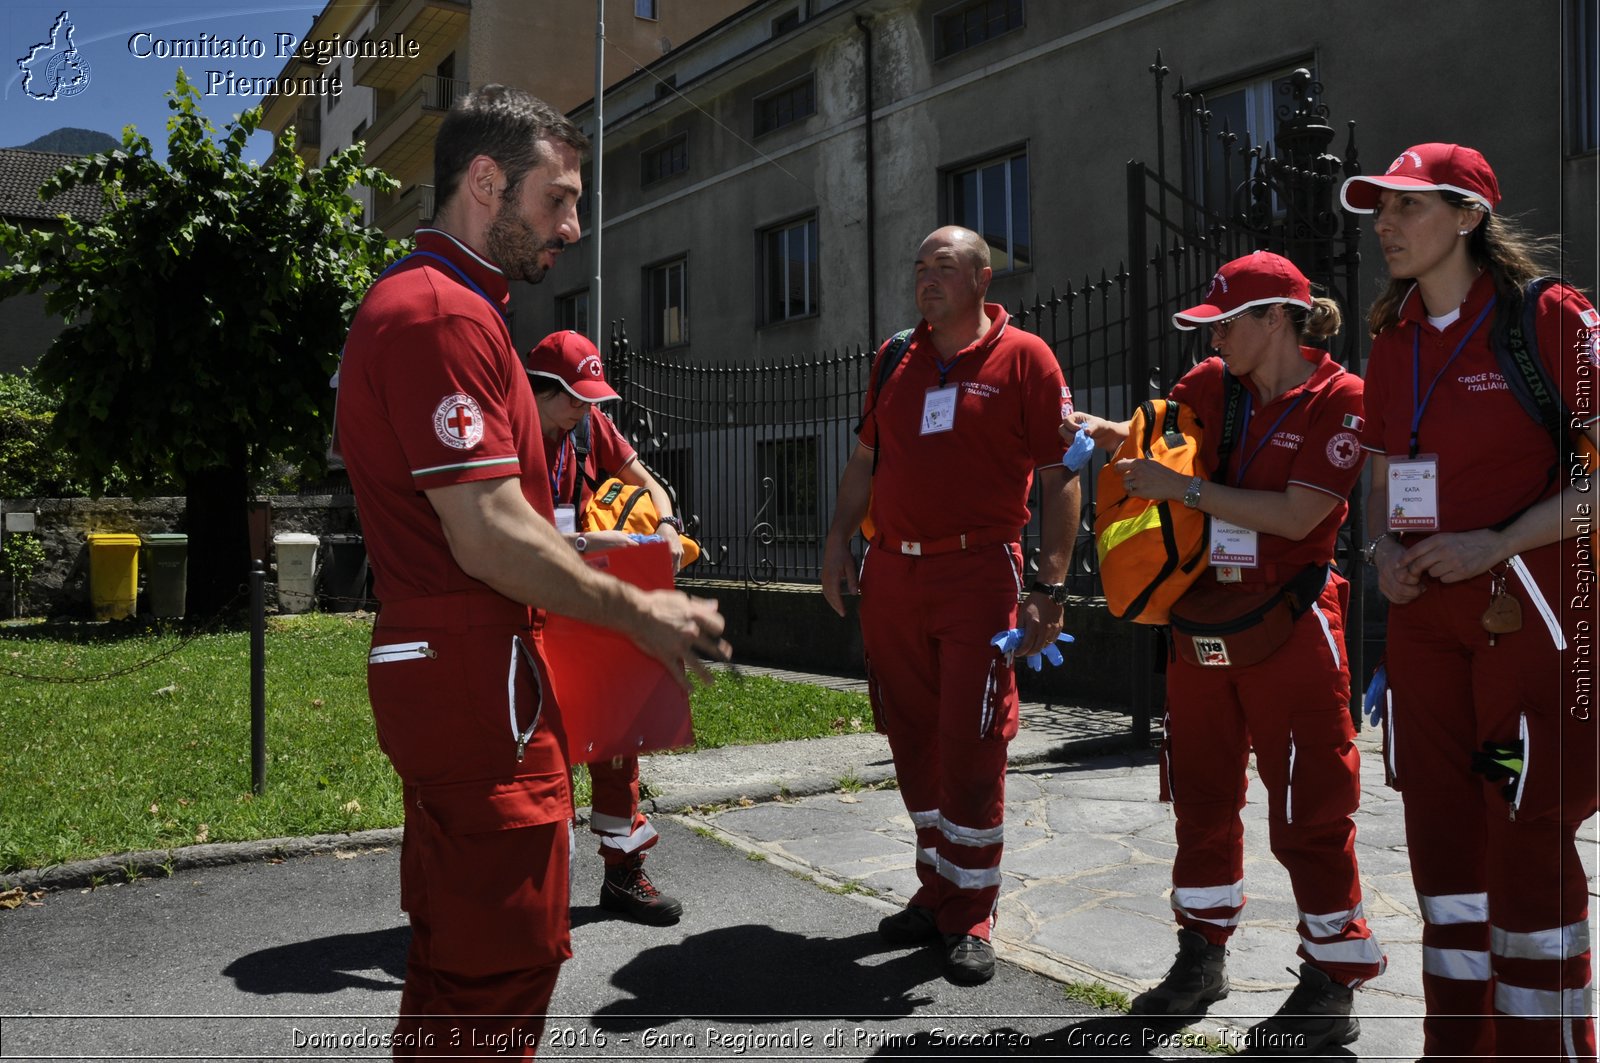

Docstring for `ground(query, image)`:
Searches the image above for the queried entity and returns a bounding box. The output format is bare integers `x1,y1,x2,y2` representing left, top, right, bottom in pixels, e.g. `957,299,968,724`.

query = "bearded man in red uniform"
821,225,1080,986
337,85,727,1059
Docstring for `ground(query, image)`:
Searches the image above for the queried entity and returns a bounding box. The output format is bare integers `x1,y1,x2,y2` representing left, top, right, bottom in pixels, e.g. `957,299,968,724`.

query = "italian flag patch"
1342,414,1365,431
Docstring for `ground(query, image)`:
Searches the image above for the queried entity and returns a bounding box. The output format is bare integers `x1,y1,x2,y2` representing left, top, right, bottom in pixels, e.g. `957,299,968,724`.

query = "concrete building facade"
514,0,1596,362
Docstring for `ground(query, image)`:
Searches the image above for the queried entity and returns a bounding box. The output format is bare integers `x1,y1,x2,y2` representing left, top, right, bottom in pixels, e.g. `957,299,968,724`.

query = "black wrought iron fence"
600,327,875,586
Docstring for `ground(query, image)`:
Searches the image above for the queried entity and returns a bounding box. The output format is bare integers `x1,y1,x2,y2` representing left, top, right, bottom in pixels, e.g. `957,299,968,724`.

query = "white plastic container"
273,532,321,614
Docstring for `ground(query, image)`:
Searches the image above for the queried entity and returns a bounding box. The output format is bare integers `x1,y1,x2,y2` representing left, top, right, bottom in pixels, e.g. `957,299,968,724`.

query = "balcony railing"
376,182,436,236
365,74,470,159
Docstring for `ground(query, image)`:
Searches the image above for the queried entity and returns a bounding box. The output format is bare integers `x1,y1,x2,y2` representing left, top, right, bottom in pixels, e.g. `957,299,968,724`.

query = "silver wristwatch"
1362,534,1390,566
1181,476,1203,509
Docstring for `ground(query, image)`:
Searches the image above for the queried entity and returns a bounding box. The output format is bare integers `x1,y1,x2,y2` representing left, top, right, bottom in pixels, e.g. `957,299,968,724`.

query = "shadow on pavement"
223,926,408,995
592,926,937,1029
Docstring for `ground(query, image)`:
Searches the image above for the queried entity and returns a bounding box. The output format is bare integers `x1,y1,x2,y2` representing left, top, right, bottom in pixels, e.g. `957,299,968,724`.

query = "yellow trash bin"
87,532,141,620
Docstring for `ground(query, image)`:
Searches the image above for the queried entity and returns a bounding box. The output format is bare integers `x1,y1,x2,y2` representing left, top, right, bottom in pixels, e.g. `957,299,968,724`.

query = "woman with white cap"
1068,251,1384,1054
1342,144,1599,1060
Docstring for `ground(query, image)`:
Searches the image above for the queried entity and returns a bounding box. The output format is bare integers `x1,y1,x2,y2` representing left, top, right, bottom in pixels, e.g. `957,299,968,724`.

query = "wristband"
656,515,684,533
574,535,588,554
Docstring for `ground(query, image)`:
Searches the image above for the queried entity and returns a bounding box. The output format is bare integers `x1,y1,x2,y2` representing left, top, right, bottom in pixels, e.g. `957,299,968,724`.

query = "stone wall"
0,495,362,619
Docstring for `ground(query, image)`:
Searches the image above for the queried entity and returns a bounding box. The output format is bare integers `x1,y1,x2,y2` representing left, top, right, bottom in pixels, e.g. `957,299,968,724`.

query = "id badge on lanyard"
1210,519,1259,583
921,385,958,435
554,504,578,535
1387,455,1440,532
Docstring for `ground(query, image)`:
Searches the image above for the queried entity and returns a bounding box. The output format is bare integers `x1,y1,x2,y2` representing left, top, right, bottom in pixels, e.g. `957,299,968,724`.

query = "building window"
1568,0,1598,154
772,8,801,36
655,73,677,100
352,119,367,142
645,257,688,349
935,0,1023,60
557,290,590,337
755,77,815,136
1187,62,1316,216
642,135,688,186
326,64,340,110
635,0,658,20
762,215,818,324
946,149,1030,273
757,436,820,540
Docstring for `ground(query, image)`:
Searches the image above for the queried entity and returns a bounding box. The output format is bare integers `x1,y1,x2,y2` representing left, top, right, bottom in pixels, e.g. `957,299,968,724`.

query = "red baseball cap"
1172,251,1313,331
1339,143,1500,213
526,330,618,403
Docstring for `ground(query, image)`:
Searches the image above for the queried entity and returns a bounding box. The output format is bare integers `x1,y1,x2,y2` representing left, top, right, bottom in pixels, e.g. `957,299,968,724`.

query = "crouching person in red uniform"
337,86,728,1059
821,226,1081,986
1343,143,1599,1061
1069,252,1385,1055
527,329,686,926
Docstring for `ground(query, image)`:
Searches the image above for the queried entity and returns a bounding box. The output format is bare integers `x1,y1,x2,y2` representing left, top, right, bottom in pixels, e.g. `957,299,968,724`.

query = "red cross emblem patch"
1326,431,1361,471
433,393,485,450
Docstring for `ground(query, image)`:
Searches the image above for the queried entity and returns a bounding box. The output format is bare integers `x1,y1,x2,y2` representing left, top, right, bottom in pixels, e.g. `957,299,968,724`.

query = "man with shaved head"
822,225,1080,985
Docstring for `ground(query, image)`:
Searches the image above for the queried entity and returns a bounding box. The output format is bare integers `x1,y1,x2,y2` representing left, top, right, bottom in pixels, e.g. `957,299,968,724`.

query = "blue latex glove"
1363,662,1387,728
1063,426,1096,473
990,629,1075,671
626,533,666,545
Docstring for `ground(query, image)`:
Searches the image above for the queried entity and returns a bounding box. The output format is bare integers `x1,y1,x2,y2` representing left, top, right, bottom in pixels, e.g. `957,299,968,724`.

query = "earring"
1458,229,1470,237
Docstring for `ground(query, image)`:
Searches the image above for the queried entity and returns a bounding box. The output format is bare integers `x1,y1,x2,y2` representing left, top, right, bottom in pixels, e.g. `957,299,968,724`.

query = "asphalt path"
0,817,1210,1062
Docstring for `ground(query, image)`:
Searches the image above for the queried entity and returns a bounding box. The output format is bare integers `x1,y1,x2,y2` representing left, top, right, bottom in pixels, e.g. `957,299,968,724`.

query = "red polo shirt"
1360,272,1599,532
339,229,556,603
1170,352,1365,570
857,304,1070,546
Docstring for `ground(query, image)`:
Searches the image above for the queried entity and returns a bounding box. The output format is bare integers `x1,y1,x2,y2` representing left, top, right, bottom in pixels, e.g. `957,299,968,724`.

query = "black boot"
599,858,684,925
1129,928,1229,1017
1241,963,1359,1056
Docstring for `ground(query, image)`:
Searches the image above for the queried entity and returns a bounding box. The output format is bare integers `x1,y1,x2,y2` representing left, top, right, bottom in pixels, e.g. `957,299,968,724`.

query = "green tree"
0,72,403,616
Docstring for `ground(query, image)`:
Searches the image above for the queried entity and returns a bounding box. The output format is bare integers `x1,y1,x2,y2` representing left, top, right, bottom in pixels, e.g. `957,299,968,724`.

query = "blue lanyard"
1231,391,1306,485
378,249,506,320
934,353,963,387
549,434,569,502
1409,297,1496,458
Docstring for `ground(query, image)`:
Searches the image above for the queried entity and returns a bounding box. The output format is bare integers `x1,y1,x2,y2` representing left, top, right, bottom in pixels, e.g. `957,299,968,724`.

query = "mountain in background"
11,128,120,154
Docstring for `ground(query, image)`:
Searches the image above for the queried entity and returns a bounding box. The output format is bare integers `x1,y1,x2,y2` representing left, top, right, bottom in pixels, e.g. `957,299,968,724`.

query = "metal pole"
250,559,266,794
591,0,605,344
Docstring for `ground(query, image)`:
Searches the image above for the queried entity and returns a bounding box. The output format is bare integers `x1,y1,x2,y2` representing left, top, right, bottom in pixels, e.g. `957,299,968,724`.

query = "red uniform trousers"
1162,572,1387,988
369,595,574,1060
1384,538,1597,1062
585,755,657,868
858,542,1023,941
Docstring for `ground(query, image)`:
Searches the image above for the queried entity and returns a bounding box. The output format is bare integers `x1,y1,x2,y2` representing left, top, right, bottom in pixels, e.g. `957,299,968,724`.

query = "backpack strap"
1496,276,1569,477
854,328,917,476
567,410,606,509
1210,371,1247,484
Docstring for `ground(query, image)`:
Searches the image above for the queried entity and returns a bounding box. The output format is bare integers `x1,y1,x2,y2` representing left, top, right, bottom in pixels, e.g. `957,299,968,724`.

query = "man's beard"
486,197,561,284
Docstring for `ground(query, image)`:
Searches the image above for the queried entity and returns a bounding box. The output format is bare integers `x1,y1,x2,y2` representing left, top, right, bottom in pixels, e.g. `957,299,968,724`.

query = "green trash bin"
142,533,188,618
86,532,140,620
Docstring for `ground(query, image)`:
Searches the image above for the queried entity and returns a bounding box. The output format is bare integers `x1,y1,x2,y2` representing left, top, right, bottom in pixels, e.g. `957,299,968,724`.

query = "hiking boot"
599,860,683,926
877,904,940,946
944,934,996,985
1129,928,1230,1017
1242,963,1359,1056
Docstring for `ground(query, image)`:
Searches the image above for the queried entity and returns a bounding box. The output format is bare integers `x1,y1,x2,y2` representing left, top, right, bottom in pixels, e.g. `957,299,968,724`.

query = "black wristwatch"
1029,580,1068,605
656,515,684,533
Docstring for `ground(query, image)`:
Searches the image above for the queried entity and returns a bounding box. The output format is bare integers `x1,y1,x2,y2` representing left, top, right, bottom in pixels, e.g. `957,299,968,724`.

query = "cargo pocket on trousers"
864,653,889,734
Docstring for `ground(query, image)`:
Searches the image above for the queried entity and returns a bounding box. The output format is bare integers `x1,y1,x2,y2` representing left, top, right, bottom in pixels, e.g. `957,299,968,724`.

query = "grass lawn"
0,613,870,873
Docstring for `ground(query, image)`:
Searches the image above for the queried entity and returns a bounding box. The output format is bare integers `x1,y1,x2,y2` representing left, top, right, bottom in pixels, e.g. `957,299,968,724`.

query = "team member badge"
433,393,485,450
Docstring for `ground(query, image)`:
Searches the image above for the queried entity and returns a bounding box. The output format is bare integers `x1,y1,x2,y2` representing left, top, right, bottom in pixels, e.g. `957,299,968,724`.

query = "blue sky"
3,2,326,162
